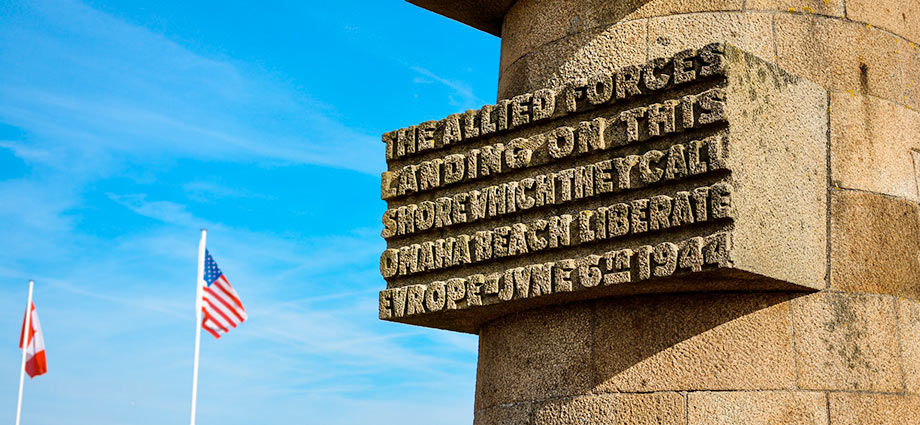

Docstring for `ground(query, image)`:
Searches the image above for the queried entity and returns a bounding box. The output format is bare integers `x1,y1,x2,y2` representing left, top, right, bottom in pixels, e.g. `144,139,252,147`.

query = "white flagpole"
190,229,206,425
15,280,34,425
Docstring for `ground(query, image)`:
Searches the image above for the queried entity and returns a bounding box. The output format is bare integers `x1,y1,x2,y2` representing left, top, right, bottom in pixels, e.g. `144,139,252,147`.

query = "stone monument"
379,1,920,423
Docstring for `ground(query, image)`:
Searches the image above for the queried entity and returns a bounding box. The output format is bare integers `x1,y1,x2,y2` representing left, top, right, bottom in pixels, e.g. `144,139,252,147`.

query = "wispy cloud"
411,66,487,109
183,181,272,202
0,140,53,162
0,0,383,175
107,193,201,227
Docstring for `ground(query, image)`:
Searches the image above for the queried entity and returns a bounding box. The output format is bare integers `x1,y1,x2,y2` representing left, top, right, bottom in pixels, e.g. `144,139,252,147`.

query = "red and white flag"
19,302,47,378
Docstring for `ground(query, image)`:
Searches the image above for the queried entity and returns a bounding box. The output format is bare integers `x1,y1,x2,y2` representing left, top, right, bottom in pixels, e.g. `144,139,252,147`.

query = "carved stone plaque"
378,44,828,333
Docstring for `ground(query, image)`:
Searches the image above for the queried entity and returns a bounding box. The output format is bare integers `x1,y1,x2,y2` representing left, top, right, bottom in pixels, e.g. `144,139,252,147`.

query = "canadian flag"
19,302,47,378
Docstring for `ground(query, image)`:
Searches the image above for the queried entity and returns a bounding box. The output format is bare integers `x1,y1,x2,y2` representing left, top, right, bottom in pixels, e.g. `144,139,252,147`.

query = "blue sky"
0,1,499,423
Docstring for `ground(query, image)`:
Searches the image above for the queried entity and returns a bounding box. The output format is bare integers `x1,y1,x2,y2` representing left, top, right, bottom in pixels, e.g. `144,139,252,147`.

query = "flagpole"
190,229,206,425
15,280,34,425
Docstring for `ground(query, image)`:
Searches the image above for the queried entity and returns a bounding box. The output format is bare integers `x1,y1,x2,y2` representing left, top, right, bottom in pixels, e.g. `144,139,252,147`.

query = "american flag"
201,250,247,338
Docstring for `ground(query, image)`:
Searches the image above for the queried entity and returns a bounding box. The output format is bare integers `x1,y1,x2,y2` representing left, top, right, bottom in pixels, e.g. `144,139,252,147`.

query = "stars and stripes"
19,302,47,378
201,250,247,339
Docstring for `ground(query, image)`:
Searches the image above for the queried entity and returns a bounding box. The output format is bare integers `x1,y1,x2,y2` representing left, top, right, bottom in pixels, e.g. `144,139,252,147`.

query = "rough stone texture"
828,393,920,424
688,391,828,425
830,92,920,201
475,304,591,409
583,0,744,29
500,0,583,74
791,292,903,392
901,39,920,111
474,402,533,425
499,1,758,72
830,190,920,297
499,6,920,106
495,56,532,102
648,12,775,60
899,298,920,394
720,47,828,288
846,0,920,44
775,14,904,103
408,0,920,43
534,393,685,425
498,20,647,100
594,293,796,392
746,0,845,17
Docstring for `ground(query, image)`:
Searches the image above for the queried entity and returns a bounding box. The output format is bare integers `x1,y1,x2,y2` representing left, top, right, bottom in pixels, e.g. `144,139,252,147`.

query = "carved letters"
378,43,739,321
382,43,727,163
379,232,732,319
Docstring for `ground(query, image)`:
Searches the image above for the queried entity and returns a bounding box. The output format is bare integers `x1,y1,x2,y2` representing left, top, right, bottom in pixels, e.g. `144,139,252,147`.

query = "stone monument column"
383,1,920,423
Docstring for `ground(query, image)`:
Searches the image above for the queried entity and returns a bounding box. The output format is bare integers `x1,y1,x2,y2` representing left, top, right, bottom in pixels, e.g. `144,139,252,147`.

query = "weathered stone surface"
534,393,685,425
828,393,920,424
846,0,920,44
380,45,828,333
499,0,583,73
593,293,796,392
775,14,904,103
688,391,828,425
746,0,844,17
648,12,775,60
499,20,648,100
830,190,920,297
830,92,920,200
901,40,920,111
474,402,533,425
718,47,828,288
583,0,744,29
791,292,903,392
475,304,591,409
899,298,920,394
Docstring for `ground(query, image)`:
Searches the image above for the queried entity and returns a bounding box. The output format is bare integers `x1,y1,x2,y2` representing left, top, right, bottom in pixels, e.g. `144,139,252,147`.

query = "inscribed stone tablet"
378,44,828,333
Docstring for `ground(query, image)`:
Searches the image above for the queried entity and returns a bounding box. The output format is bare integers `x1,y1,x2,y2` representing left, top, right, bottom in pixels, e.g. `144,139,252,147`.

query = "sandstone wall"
477,1,920,423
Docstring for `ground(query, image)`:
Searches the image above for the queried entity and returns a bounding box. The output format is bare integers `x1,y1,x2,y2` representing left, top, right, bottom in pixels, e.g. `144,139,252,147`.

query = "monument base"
475,290,920,425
